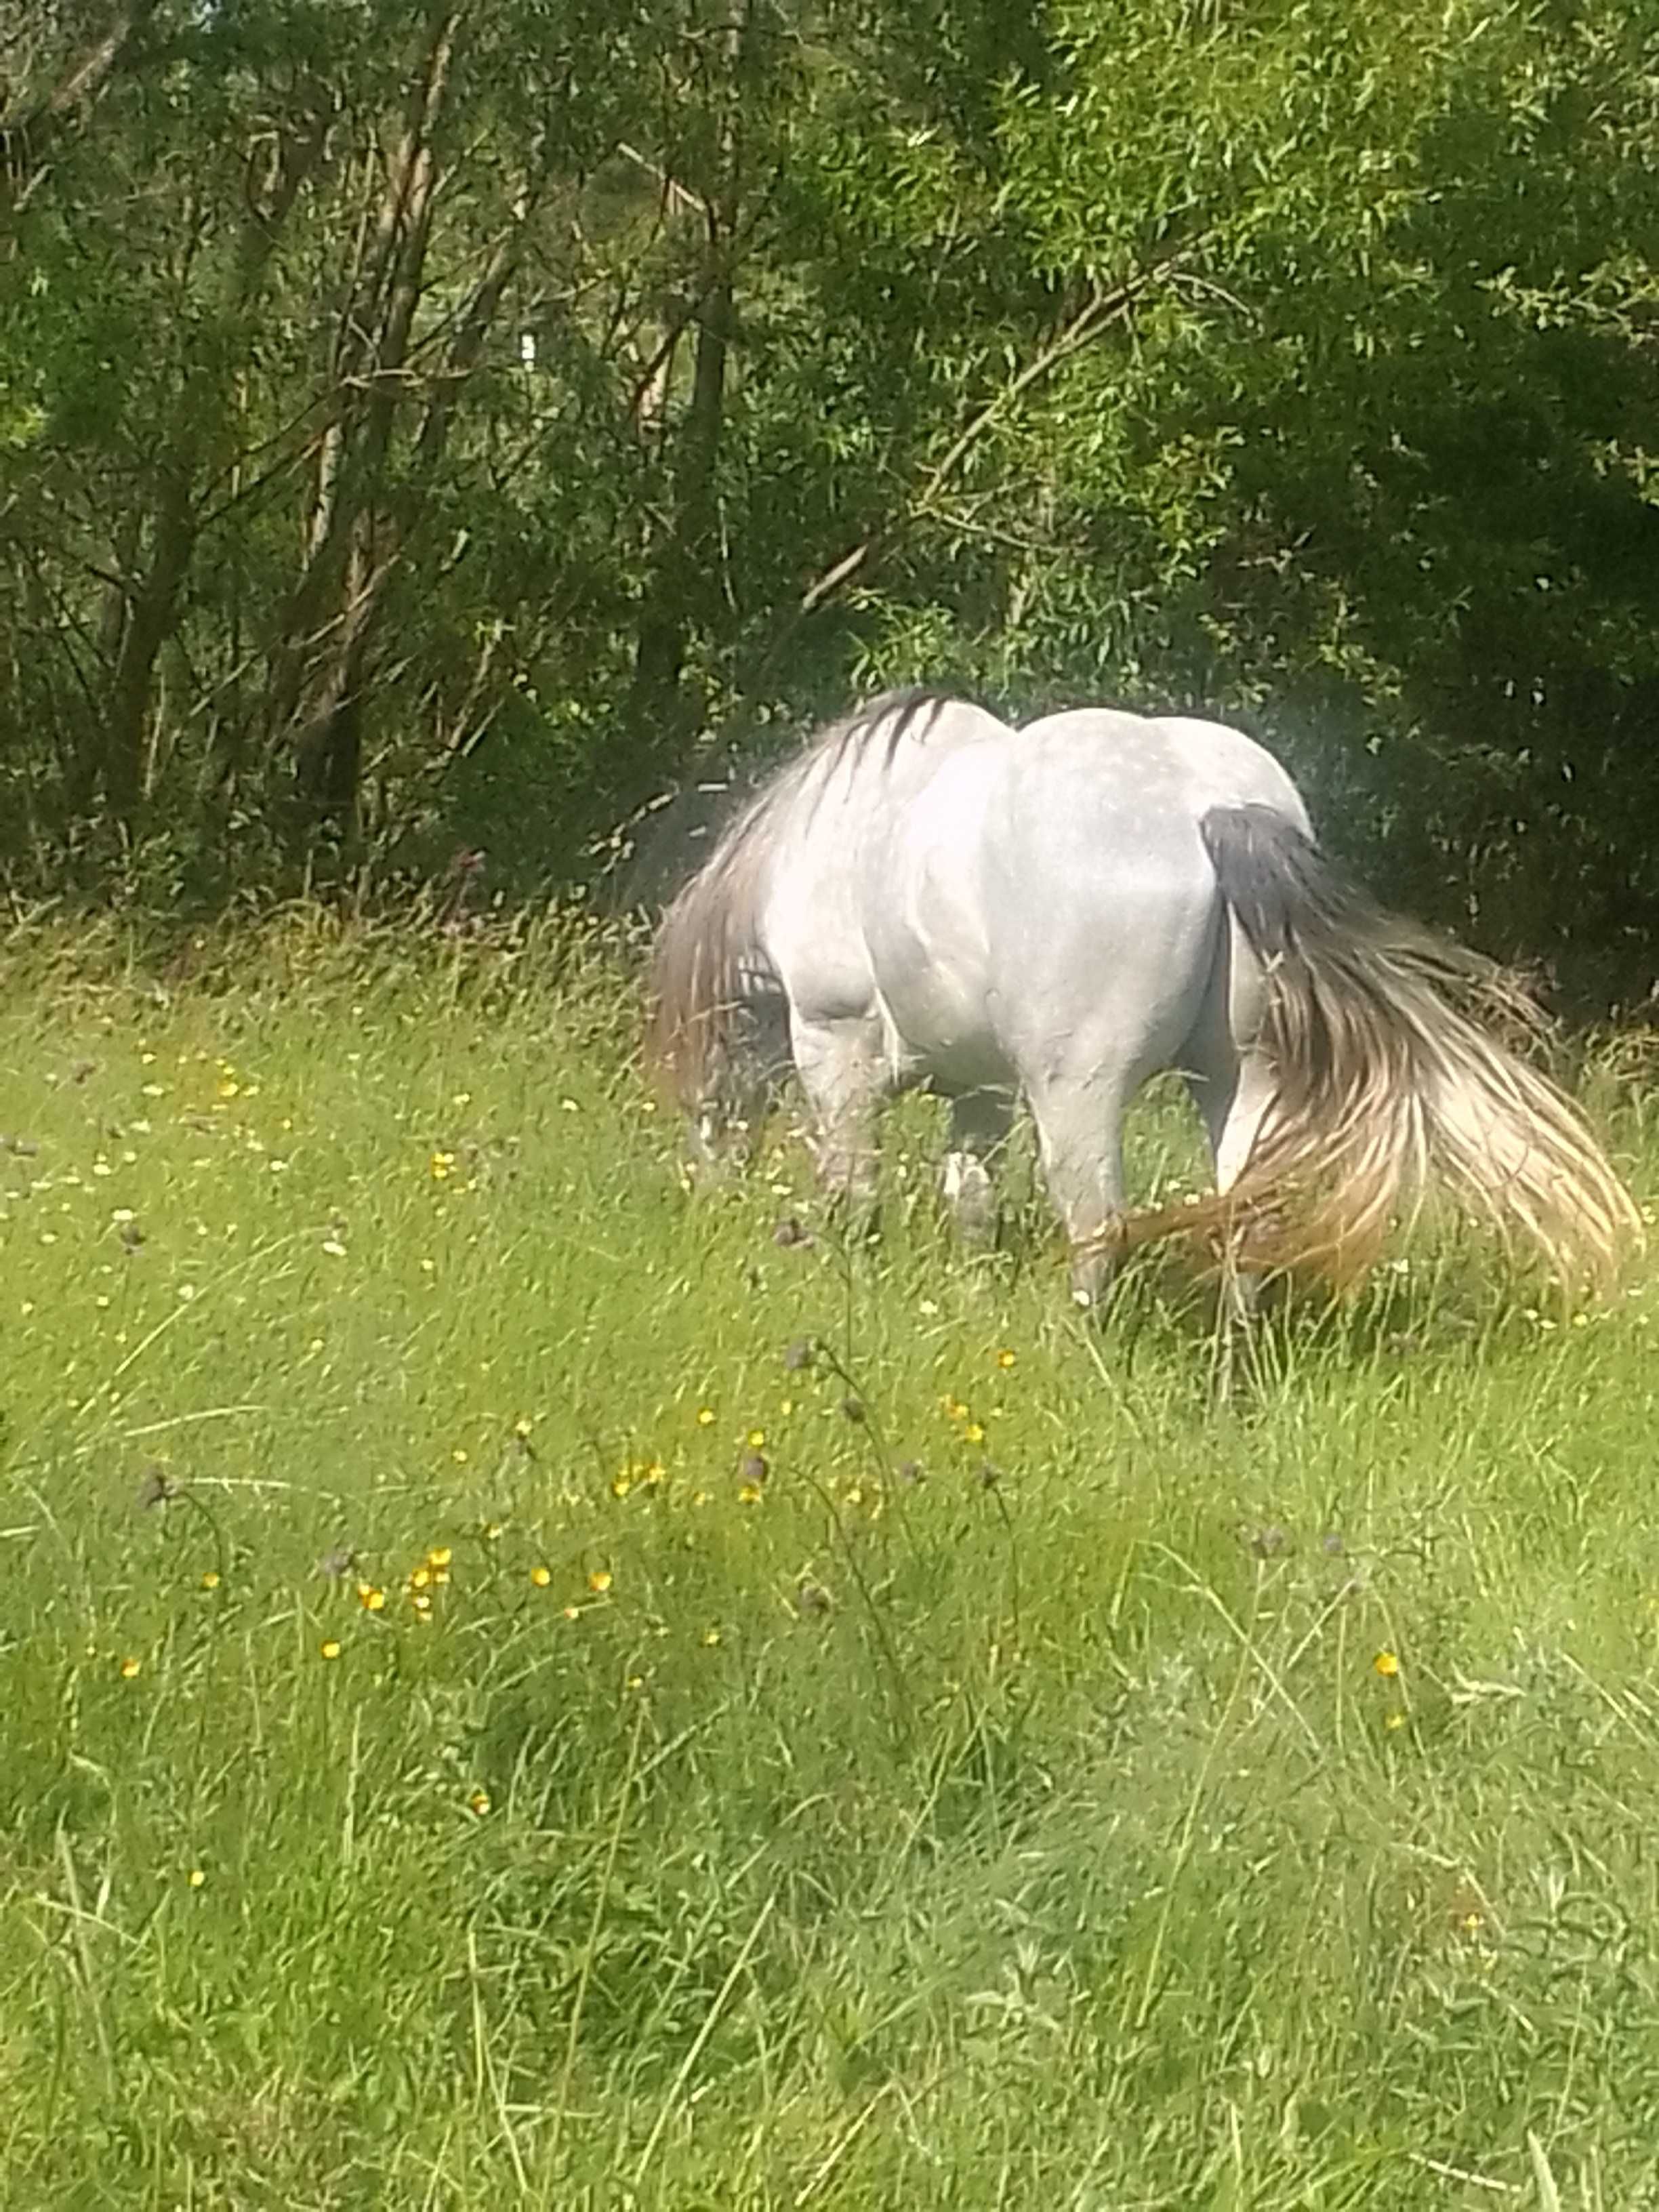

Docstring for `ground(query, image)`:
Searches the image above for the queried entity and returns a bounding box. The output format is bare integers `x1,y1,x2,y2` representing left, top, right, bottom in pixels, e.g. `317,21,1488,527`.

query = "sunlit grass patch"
1,910,1656,2205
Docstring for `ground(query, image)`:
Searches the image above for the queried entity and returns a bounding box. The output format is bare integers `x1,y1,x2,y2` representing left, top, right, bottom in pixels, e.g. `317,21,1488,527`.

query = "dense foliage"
2,1,1656,995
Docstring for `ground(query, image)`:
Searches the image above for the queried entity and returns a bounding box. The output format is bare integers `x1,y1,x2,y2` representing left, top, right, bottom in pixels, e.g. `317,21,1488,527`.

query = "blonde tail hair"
1134,805,1641,1293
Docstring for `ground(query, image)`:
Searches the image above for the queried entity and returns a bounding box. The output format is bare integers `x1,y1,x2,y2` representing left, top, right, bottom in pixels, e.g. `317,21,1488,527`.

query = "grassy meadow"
3,906,1659,2209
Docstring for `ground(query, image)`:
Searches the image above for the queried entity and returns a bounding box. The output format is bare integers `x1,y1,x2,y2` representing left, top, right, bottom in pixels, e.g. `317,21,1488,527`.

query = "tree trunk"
622,0,754,784
626,260,733,754
102,464,194,821
270,3,461,836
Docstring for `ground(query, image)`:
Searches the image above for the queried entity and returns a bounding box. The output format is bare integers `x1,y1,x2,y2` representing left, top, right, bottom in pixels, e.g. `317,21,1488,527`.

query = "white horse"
646,689,1639,1303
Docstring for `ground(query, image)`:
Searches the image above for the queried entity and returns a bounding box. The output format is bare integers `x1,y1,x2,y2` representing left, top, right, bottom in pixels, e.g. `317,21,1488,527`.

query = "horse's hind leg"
791,1014,889,1229
1025,1071,1130,1308
1183,1001,1278,1397
1182,941,1277,1265
941,1088,1012,1249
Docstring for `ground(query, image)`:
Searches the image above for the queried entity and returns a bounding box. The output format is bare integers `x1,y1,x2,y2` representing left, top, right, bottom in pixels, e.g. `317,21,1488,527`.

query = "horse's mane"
644,689,961,1107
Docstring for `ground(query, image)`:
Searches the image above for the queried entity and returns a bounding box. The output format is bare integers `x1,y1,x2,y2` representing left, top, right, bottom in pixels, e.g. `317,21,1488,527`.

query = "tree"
0,0,1652,1002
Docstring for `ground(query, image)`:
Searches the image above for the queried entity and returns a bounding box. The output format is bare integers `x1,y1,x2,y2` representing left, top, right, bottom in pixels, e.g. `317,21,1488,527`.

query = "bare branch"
0,0,160,201
757,246,1201,680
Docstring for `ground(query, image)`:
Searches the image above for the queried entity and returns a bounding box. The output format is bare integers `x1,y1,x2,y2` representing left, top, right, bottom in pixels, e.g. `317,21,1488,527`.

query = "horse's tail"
1128,803,1641,1292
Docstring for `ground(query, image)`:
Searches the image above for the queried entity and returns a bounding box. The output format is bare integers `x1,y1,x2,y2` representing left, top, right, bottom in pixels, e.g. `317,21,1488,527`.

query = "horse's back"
1017,707,1312,835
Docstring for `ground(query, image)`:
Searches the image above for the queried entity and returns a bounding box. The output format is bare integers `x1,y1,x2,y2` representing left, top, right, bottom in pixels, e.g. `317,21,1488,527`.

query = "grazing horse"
645,690,1639,1303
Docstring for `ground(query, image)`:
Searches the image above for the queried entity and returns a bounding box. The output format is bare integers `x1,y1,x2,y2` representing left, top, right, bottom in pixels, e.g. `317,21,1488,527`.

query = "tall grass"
1,906,1656,2208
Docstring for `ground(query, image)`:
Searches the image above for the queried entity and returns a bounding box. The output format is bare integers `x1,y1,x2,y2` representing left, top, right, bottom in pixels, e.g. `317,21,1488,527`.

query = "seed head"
135,1467,176,1513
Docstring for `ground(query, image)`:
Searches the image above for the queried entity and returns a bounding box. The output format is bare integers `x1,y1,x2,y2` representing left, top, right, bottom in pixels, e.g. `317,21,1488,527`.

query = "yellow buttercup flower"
199,1570,221,1591
319,1639,342,1661
696,1406,716,1427
996,1348,1017,1370
530,1565,551,1588
1373,1650,1400,1679
588,1569,613,1595
186,1868,207,1889
468,1788,491,1817
119,1656,142,1680
427,1547,452,1568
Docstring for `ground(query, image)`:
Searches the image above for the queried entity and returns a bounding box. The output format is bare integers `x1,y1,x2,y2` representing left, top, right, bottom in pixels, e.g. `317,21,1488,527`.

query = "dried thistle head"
1246,1525,1290,1559
135,1467,176,1513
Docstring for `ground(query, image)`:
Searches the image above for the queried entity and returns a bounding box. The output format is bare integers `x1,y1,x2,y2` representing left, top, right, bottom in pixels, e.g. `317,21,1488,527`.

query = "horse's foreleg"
1026,1073,1128,1310
941,1088,1012,1249
791,1015,888,1230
